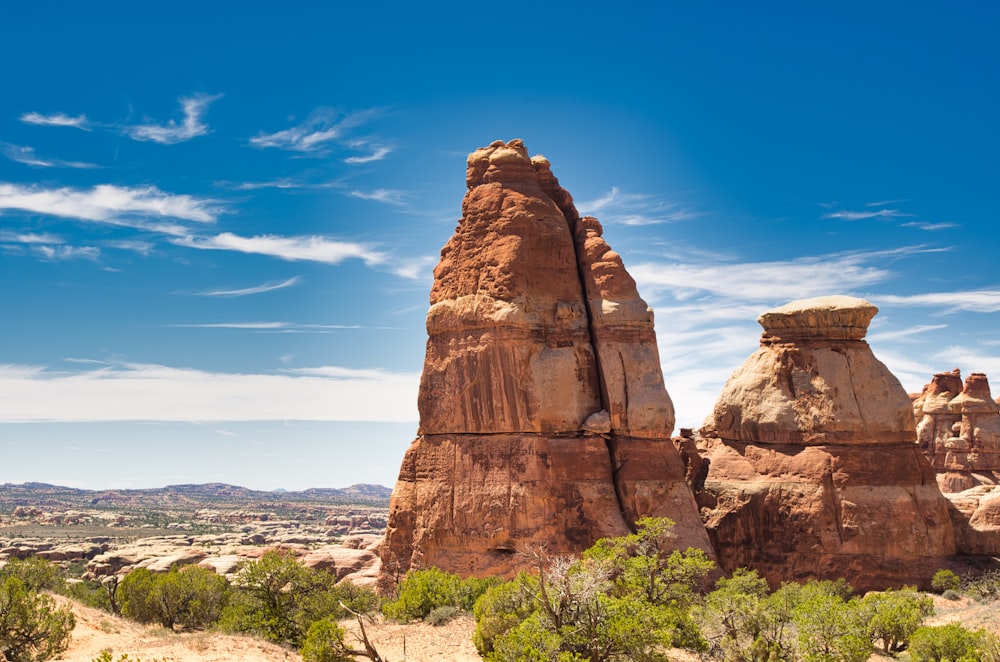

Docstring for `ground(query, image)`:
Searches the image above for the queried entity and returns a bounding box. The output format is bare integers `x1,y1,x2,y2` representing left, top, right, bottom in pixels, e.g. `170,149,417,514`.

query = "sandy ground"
52,596,482,662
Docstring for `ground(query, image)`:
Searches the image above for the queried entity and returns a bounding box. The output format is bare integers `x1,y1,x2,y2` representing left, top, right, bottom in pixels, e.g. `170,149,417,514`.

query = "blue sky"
2,3,999,490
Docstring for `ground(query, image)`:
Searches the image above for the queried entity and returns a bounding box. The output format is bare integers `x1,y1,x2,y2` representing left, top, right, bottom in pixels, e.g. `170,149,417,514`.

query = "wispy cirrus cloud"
822,208,911,221
900,221,958,231
104,239,155,255
0,231,64,245
343,140,392,164
0,182,222,226
172,232,387,266
629,248,922,304
19,112,90,130
124,93,223,144
173,321,393,332
349,188,405,205
578,186,699,225
0,362,419,423
873,290,1000,313
249,108,377,154
32,244,101,261
0,230,100,261
195,277,302,297
216,177,343,191
2,143,98,169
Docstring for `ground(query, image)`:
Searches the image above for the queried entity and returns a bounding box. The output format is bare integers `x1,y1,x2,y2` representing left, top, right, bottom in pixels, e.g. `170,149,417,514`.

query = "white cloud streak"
0,182,221,225
349,188,405,205
32,244,101,261
19,112,90,130
196,277,302,297
631,250,897,304
172,232,387,266
344,145,392,164
0,362,419,423
822,208,911,221
900,221,958,231
2,143,98,169
249,108,375,154
578,186,699,226
125,93,223,144
873,290,1000,313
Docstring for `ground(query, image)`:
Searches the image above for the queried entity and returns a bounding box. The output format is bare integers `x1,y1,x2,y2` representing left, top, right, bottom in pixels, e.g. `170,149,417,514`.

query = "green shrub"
931,569,962,593
473,573,538,655
0,575,75,662
425,605,459,625
119,565,228,630
382,567,458,622
909,623,986,661
861,586,934,654
0,558,64,592
299,618,352,662
219,550,376,647
942,589,961,601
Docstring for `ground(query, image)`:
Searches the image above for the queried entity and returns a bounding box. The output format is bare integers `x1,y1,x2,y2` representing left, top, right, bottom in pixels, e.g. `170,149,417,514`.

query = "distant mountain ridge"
0,482,392,510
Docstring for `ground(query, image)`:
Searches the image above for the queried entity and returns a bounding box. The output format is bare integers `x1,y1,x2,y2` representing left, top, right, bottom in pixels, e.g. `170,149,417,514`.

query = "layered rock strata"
380,140,710,586
695,296,957,591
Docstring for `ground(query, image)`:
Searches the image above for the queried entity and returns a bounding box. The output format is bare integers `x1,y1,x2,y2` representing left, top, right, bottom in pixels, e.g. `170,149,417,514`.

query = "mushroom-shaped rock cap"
758,295,878,342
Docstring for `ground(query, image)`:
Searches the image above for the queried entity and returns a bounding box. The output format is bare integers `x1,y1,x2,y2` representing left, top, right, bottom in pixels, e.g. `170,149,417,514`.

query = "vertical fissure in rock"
549,187,634,531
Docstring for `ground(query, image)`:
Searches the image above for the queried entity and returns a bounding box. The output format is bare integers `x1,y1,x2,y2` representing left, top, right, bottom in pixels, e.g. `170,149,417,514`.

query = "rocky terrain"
0,482,389,586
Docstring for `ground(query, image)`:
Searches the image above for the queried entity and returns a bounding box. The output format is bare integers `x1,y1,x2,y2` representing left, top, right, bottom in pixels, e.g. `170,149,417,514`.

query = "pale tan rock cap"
758,295,878,342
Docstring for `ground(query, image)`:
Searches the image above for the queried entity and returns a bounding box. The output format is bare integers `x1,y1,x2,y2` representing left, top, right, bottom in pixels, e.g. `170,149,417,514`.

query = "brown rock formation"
914,369,1000,489
380,140,710,586
696,296,957,591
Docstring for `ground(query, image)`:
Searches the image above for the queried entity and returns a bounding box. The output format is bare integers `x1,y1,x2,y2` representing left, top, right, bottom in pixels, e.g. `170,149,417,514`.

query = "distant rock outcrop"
695,296,957,591
913,369,1000,492
379,140,710,587
911,369,1000,554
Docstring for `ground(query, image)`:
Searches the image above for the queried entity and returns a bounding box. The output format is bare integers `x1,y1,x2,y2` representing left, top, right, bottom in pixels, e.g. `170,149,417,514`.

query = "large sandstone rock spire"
695,296,957,591
379,140,710,586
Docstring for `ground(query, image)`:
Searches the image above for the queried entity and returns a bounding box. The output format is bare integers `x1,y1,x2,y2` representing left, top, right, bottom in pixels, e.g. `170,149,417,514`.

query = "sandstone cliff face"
380,140,709,585
697,296,956,591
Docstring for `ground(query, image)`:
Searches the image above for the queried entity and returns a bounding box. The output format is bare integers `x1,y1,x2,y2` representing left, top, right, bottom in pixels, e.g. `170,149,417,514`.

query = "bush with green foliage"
118,565,228,630
695,568,798,661
473,517,715,662
0,558,65,593
931,569,962,593
382,567,499,622
908,623,989,661
299,618,353,662
218,549,376,647
861,586,934,654
0,575,75,662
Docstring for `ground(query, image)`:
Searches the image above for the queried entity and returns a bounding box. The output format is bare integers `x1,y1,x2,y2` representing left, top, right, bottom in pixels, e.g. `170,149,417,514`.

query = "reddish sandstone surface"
379,140,709,587
695,296,957,591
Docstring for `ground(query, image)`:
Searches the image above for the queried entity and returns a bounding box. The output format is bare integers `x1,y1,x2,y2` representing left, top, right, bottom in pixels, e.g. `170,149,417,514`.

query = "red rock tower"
379,140,711,586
